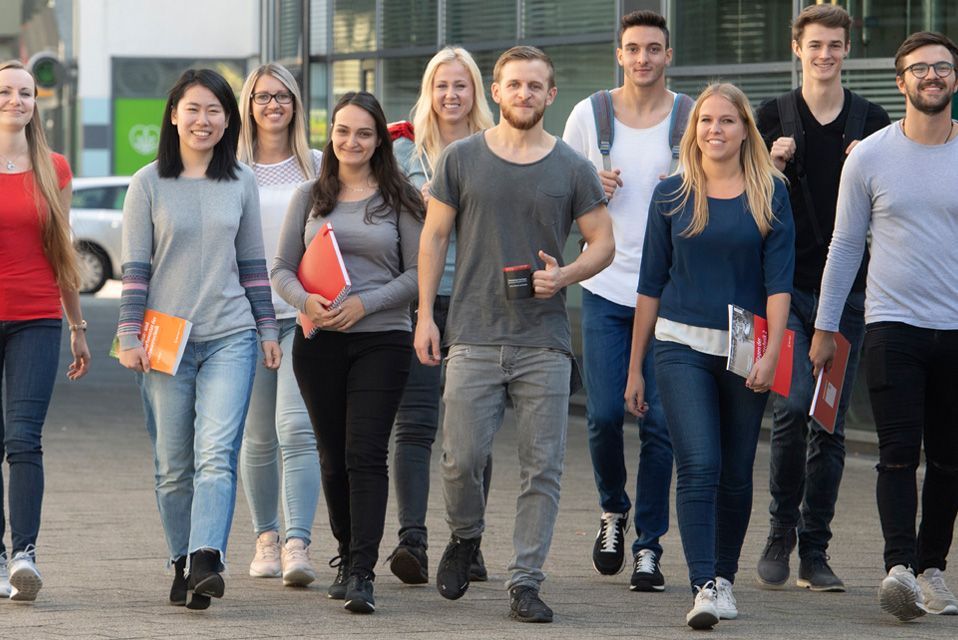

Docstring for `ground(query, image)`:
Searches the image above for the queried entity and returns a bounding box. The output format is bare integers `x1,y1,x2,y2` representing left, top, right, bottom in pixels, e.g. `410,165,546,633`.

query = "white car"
70,176,130,294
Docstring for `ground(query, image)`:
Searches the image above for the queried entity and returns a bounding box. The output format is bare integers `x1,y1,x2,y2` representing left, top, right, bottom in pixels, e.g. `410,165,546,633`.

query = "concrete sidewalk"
3,298,953,639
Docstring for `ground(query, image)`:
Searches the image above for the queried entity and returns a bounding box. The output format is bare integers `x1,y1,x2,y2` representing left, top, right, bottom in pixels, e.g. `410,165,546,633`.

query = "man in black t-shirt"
755,4,890,593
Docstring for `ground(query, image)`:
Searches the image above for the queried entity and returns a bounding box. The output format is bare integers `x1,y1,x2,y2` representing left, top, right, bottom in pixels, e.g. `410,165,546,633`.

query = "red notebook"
297,222,351,338
809,332,851,434
727,304,795,397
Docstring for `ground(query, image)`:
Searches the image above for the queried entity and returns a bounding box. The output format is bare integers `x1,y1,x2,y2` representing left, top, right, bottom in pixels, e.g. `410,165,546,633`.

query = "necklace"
902,118,956,145
341,182,374,193
0,153,20,171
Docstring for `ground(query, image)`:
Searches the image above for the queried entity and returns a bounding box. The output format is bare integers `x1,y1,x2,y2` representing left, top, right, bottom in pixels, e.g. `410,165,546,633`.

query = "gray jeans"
440,344,571,589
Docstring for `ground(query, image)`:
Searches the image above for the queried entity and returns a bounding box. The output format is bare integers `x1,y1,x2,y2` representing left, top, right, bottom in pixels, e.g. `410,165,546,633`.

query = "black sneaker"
169,556,187,606
469,547,488,582
388,539,428,585
797,554,846,592
344,572,376,614
327,555,350,600
436,535,481,600
509,585,554,623
756,529,796,587
592,512,629,575
630,549,665,592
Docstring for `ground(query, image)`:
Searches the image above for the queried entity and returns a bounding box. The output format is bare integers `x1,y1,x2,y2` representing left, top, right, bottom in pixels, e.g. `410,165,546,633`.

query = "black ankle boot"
186,549,224,610
169,557,187,606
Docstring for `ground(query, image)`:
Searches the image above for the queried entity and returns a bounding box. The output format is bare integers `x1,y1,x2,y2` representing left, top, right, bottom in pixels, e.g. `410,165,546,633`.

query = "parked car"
70,176,129,293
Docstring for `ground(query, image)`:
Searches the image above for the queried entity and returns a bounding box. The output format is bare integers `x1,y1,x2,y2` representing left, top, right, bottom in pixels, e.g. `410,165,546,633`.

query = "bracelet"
69,320,88,332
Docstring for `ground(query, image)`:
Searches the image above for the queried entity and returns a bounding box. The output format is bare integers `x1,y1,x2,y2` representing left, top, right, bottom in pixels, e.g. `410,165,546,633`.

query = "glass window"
110,186,128,210
382,0,437,49
310,0,328,56
276,0,303,63
541,43,617,136
333,0,376,53
668,72,794,110
72,187,109,209
381,56,432,123
522,0,615,39
309,63,329,148
446,0,517,44
671,1,794,65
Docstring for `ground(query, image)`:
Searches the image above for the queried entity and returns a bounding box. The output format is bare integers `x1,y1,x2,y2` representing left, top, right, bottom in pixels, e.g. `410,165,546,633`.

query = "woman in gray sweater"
272,91,424,614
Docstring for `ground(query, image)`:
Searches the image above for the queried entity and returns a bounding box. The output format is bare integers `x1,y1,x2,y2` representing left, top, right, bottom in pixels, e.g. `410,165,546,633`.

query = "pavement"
3,295,954,639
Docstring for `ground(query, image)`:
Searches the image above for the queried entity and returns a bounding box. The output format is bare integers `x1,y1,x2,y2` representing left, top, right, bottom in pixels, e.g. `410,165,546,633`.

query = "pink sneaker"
249,531,281,578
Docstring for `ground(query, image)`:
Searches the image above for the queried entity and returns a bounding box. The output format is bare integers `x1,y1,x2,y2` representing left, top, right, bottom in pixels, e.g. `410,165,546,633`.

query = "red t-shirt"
0,153,72,320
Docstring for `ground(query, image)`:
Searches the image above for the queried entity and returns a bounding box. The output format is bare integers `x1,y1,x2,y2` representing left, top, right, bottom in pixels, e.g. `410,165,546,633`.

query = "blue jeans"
0,319,61,556
138,329,257,567
654,339,768,589
440,344,571,590
392,297,492,546
240,318,321,543
768,288,865,557
581,289,672,557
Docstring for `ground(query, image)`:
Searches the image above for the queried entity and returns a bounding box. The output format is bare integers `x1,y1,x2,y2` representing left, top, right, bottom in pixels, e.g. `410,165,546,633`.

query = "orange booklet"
726,304,795,397
809,332,851,434
297,222,351,338
110,309,192,376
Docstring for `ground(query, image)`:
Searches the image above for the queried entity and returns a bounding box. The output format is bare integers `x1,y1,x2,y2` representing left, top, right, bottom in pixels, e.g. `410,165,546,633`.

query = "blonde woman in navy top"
625,82,794,630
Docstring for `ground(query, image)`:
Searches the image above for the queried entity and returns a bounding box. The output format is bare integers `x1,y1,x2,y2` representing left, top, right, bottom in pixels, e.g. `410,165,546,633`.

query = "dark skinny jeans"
293,329,411,577
865,322,958,572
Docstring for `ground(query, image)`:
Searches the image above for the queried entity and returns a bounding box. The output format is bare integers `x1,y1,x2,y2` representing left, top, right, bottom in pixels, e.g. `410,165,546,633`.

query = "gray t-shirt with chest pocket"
430,131,606,353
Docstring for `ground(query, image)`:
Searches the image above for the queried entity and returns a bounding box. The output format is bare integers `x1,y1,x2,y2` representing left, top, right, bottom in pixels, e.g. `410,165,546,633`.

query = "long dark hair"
311,91,424,222
157,68,240,180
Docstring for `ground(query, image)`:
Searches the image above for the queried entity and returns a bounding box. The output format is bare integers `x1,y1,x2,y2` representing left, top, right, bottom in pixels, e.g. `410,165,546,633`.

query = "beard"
907,79,955,115
500,101,546,130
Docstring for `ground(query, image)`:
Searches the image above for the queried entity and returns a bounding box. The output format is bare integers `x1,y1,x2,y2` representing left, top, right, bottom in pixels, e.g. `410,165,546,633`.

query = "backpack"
589,90,694,174
775,89,869,246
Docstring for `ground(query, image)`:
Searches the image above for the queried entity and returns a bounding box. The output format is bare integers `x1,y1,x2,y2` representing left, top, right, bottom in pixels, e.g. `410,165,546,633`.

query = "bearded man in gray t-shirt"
414,46,613,624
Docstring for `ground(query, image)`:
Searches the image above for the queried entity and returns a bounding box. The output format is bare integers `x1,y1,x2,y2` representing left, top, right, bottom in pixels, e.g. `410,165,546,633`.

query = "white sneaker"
9,545,42,602
715,576,738,619
249,530,282,578
917,568,958,615
0,552,11,598
281,537,316,587
880,564,927,621
687,581,720,630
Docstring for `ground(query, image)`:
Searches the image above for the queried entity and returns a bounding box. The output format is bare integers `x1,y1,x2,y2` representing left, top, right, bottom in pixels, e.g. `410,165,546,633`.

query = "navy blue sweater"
638,175,794,329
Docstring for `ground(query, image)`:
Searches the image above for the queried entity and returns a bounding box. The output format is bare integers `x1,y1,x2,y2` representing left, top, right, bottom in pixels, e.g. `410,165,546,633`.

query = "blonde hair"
237,63,315,179
0,60,79,289
411,47,494,170
670,83,784,238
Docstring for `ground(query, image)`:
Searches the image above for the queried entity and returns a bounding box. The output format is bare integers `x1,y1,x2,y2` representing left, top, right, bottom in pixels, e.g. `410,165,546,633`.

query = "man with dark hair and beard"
415,45,614,623
810,31,958,622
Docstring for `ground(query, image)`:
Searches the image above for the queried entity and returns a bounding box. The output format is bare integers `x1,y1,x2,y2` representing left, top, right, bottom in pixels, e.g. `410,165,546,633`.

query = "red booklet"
809,332,851,433
110,309,192,376
726,304,795,397
297,222,351,338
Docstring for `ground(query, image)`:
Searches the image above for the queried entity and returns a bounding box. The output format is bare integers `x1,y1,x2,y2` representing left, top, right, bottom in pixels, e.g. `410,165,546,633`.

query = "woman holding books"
624,83,794,630
0,60,90,602
272,91,423,614
116,68,280,610
387,46,495,585
236,63,322,587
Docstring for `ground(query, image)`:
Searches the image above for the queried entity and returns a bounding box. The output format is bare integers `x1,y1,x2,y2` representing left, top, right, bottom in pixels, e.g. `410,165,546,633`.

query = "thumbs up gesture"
532,250,565,299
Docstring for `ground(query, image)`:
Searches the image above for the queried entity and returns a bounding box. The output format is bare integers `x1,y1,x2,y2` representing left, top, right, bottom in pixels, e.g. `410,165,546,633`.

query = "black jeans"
392,296,492,546
865,322,958,572
293,329,411,577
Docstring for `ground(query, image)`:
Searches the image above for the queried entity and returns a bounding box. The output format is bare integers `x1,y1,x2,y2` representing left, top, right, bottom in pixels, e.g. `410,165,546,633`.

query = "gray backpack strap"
590,90,614,172
667,93,695,173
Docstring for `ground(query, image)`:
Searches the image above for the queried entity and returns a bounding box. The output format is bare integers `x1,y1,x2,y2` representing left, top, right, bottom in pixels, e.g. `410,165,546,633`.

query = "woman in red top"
0,60,90,602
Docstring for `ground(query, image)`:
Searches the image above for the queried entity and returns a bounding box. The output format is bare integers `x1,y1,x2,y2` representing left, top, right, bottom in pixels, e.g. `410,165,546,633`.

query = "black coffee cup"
503,264,534,300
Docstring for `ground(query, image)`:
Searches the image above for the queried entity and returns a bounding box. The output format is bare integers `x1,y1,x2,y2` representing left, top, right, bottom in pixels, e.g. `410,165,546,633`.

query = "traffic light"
27,52,66,90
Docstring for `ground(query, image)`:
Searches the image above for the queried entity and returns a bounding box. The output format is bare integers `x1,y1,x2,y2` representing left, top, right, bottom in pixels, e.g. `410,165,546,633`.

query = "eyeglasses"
902,61,955,79
251,91,293,105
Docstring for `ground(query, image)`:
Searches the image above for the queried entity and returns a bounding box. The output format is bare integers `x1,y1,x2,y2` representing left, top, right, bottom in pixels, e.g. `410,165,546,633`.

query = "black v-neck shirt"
757,88,890,292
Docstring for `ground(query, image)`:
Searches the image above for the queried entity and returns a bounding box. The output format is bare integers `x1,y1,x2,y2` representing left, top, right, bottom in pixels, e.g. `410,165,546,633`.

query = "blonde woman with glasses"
387,46,495,586
237,63,322,588
625,83,795,630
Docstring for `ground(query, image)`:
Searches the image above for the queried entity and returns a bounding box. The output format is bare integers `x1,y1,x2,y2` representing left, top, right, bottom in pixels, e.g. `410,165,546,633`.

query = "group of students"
0,3,955,631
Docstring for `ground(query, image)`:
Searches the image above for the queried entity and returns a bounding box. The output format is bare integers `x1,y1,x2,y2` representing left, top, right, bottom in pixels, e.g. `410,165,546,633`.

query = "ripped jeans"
865,322,958,572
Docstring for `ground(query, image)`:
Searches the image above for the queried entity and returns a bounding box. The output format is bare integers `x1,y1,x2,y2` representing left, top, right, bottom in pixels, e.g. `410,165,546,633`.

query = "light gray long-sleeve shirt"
815,121,958,331
271,181,422,333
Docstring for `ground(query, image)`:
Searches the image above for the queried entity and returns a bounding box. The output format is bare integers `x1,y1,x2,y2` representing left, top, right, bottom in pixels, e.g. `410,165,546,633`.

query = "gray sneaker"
797,555,846,592
917,568,958,615
9,546,42,602
880,565,927,621
0,552,11,598
756,529,796,588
